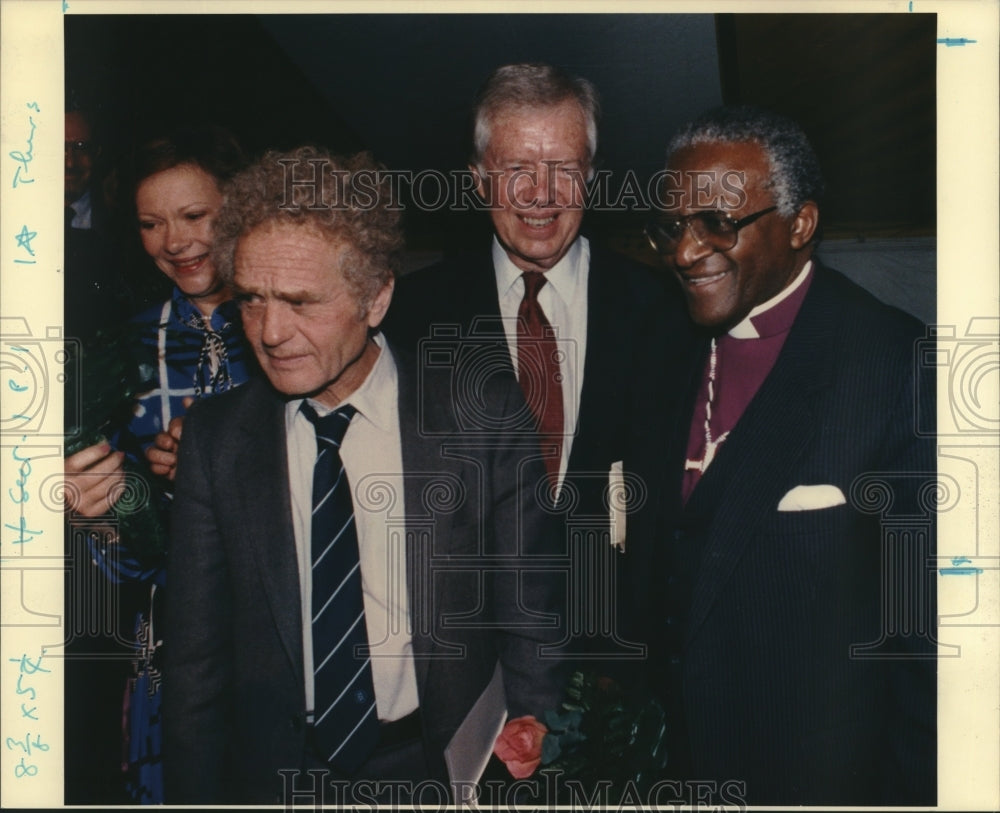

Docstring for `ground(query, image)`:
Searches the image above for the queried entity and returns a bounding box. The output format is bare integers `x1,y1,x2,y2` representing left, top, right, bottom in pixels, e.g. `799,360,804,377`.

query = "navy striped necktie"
300,401,380,772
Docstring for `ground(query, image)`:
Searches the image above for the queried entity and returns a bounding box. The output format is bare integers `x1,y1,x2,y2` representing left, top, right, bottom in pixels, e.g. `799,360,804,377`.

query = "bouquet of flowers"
64,324,168,563
494,671,669,802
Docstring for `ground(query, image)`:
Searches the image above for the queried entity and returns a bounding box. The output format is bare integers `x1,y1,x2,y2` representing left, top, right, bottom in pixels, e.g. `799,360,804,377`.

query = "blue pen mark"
908,1,912,10
938,37,977,47
4,519,43,545
63,1,69,11
15,225,37,256
938,556,982,575
14,759,38,777
11,654,50,676
9,379,29,392
7,654,51,776
5,442,42,544
8,113,37,188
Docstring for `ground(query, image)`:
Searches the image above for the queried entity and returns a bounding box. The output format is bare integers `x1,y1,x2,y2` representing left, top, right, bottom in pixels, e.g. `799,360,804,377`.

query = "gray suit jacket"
162,345,566,804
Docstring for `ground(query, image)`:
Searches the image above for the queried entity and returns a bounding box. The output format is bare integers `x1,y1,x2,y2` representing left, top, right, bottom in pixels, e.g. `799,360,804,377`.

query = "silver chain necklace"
685,337,730,473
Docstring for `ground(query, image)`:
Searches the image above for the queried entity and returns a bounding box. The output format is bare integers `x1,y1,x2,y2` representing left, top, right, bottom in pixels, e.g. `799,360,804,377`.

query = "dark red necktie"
517,272,564,483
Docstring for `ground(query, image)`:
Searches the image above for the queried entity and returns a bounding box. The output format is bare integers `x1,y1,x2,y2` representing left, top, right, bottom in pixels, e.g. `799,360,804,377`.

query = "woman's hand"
145,397,192,481
64,442,125,517
146,417,185,481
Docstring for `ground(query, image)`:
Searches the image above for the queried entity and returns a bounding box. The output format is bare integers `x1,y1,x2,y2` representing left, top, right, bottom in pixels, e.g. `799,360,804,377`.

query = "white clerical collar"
728,260,813,339
493,234,588,305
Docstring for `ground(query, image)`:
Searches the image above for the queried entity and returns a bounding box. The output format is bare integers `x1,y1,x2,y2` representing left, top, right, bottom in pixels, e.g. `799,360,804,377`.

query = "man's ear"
790,200,820,249
366,276,395,329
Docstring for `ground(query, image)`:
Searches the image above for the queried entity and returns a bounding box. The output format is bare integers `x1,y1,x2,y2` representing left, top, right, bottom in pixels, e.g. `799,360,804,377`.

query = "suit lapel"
395,348,454,702
570,247,610,469
233,379,304,682
683,268,842,644
469,248,505,322
668,338,712,507
453,249,513,377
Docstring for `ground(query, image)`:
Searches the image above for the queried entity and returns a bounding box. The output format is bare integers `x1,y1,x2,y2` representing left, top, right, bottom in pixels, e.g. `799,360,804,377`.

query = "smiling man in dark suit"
162,147,565,804
625,106,937,805
385,64,683,659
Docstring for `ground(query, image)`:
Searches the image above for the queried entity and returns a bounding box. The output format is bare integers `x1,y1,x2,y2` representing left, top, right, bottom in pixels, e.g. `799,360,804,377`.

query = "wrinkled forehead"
661,140,773,209
666,139,772,177
235,220,347,276
482,100,591,155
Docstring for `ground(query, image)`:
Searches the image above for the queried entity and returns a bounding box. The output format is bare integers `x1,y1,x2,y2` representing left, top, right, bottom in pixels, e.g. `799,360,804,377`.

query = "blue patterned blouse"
91,286,253,583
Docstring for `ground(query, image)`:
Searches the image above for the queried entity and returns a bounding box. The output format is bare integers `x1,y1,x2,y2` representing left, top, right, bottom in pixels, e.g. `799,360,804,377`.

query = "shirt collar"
68,189,93,228
492,234,588,305
296,333,397,434
728,260,814,339
171,286,240,331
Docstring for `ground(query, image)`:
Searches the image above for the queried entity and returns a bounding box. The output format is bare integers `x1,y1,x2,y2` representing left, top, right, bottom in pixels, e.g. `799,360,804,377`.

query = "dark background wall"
66,12,935,300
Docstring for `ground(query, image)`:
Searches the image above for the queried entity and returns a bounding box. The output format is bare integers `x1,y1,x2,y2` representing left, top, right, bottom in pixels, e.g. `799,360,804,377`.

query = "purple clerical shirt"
682,262,815,503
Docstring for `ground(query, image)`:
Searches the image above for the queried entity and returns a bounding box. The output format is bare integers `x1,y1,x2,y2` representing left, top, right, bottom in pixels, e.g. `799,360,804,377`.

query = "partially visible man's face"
234,221,393,408
661,140,813,330
65,111,96,206
474,100,590,273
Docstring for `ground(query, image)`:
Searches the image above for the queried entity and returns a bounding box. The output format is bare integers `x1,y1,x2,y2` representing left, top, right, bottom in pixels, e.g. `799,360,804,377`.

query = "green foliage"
540,671,669,801
64,325,168,562
65,324,148,455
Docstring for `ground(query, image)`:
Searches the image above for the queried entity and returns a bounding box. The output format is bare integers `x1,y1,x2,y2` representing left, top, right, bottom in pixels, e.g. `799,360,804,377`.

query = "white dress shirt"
285,334,418,723
493,235,590,484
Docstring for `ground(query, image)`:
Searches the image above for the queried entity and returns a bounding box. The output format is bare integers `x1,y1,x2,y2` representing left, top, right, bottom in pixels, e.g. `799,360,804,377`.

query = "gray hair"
471,62,600,170
665,106,825,217
212,146,403,313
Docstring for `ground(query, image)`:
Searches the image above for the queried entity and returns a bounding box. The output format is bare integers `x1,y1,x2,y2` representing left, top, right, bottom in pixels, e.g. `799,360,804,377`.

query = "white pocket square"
777,484,846,512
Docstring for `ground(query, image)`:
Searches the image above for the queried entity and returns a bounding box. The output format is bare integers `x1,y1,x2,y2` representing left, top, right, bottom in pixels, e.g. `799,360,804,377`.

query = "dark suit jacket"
622,265,937,805
384,243,687,661
162,346,566,804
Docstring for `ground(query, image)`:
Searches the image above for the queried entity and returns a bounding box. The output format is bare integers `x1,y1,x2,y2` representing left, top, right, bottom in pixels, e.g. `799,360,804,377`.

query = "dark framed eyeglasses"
645,205,778,254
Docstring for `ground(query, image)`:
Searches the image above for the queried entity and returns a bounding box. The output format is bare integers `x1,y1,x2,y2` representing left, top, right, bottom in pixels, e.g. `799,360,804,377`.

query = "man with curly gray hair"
163,146,566,804
625,106,936,805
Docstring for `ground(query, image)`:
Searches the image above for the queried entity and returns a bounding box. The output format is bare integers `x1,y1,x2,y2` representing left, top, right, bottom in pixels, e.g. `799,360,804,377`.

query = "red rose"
493,715,548,779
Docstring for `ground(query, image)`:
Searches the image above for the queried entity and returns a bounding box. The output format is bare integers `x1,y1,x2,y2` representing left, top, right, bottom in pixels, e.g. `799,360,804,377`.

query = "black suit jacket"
386,244,684,481
162,346,566,804
623,265,937,805
384,243,687,660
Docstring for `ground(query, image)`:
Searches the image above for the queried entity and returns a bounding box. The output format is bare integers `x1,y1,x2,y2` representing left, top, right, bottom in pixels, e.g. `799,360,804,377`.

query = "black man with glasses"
622,106,936,806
